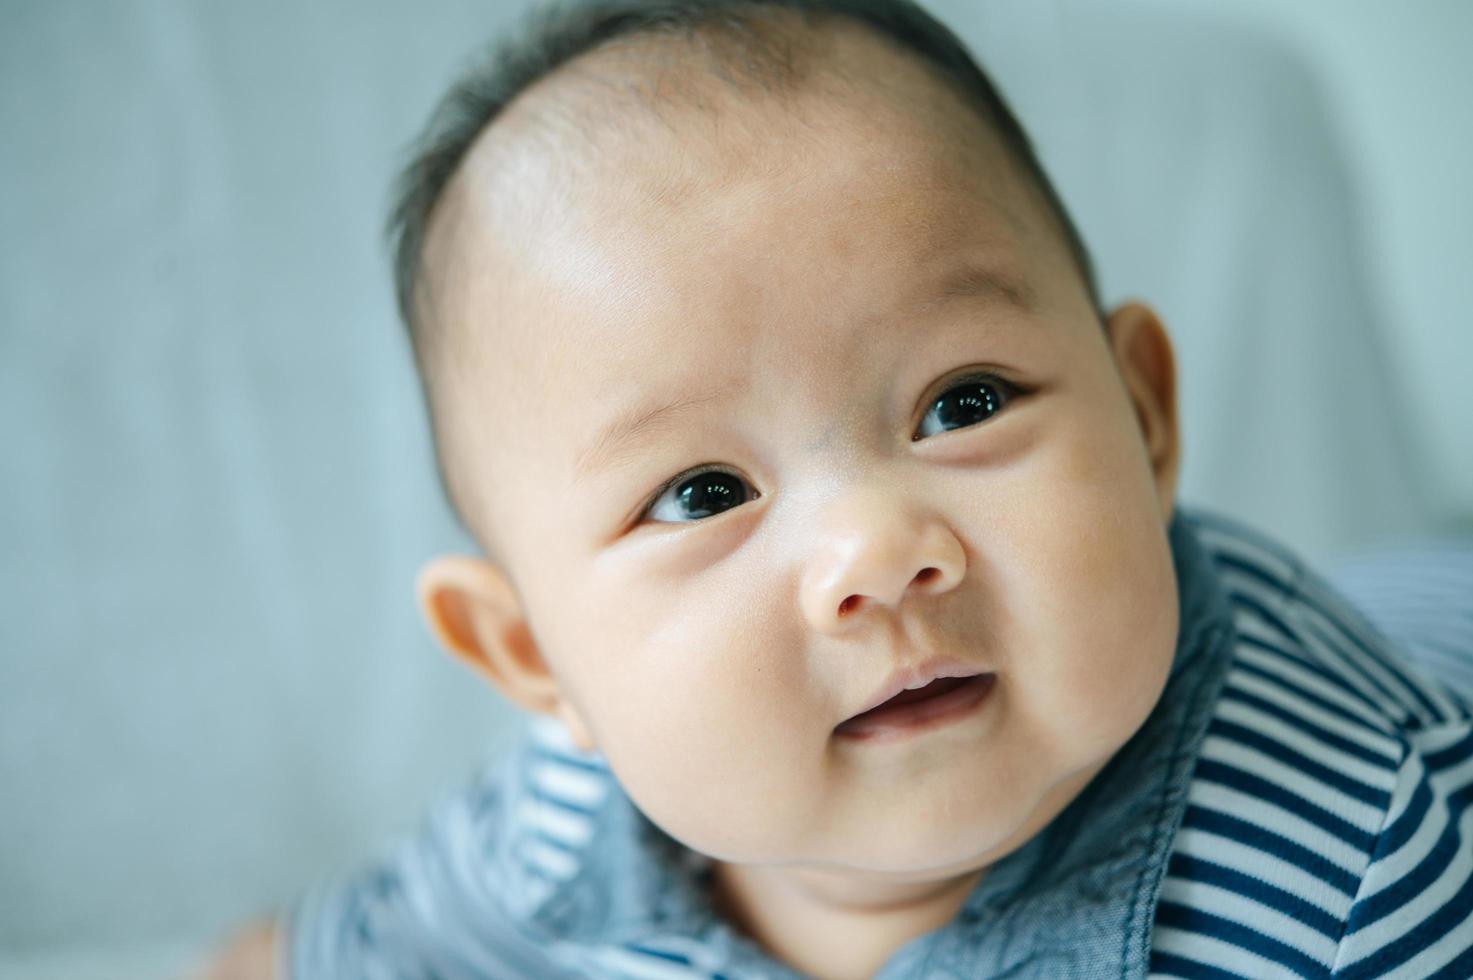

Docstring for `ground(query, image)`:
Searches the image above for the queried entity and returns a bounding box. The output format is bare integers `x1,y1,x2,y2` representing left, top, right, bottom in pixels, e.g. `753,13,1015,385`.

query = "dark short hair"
389,0,1101,541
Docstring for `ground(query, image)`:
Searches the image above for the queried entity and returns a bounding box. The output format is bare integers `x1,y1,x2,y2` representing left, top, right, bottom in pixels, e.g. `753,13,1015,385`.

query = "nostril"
913,567,939,586
838,595,862,617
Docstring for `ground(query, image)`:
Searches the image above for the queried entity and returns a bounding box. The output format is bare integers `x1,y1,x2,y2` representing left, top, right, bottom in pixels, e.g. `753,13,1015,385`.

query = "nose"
799,487,967,635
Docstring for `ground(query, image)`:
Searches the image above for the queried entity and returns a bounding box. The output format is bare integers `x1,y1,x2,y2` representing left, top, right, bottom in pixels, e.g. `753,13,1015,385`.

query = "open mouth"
834,673,995,740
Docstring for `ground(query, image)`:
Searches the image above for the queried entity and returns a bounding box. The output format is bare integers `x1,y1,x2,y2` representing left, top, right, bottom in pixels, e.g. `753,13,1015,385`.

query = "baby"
207,1,1473,977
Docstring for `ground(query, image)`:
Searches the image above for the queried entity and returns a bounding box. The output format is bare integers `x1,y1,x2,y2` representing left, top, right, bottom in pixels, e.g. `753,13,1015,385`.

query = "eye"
913,375,1017,440
634,374,1015,525
643,466,759,525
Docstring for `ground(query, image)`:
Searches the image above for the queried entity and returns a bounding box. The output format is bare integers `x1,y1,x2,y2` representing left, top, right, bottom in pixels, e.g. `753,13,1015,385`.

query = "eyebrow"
573,387,737,486
571,262,1032,484
921,262,1033,316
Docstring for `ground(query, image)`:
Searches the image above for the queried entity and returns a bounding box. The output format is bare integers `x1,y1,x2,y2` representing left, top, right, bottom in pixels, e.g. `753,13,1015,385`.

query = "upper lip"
840,656,989,723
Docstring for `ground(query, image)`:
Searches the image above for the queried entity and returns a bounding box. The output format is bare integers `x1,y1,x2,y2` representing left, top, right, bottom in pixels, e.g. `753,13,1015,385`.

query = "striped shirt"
1150,514,1473,978
1332,539,1473,700
289,509,1473,978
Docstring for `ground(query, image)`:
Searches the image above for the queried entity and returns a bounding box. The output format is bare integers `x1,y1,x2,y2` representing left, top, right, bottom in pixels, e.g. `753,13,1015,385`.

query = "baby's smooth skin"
214,18,1183,980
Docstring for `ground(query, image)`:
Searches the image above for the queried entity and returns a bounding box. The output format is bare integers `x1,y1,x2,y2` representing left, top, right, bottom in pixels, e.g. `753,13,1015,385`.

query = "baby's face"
426,37,1180,883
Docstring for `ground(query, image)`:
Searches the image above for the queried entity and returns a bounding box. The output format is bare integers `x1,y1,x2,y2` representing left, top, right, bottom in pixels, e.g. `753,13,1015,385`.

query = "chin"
823,801,1035,876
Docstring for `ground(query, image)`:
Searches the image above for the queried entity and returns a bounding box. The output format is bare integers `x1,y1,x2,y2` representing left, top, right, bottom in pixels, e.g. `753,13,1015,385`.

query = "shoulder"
1184,508,1468,733
285,716,619,979
1150,511,1473,979
1332,537,1473,700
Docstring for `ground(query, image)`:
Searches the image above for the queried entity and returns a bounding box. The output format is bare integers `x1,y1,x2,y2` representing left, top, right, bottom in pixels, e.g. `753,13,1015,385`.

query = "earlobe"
415,555,566,718
555,702,599,754
1105,302,1181,520
416,555,502,669
415,556,600,752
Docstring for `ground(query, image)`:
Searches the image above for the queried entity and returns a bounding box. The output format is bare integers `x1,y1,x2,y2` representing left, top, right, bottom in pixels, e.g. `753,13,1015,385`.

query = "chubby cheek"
984,398,1179,771
543,570,824,860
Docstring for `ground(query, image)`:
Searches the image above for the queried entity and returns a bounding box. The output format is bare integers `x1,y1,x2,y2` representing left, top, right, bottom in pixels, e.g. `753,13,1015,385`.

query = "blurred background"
2,1,1470,976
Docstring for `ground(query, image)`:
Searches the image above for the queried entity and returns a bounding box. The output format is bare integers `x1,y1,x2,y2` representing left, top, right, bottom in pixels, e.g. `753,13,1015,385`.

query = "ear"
1104,302,1180,521
415,555,598,752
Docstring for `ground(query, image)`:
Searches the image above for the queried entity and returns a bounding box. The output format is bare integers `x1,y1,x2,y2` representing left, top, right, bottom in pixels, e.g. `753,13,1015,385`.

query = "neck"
710,858,988,980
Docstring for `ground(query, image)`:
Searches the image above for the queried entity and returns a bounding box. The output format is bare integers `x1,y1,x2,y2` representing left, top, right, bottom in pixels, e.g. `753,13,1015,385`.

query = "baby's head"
401,0,1180,911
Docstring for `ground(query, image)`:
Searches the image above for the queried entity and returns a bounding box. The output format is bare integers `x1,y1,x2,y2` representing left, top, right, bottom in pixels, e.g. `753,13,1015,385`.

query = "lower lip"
834,673,996,743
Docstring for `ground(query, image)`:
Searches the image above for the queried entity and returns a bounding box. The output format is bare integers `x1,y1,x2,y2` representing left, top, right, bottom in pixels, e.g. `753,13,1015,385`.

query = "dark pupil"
676,472,746,519
933,382,999,431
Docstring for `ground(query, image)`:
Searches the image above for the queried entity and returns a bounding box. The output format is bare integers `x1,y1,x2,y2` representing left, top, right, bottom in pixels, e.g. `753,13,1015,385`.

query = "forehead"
428,16,1050,314
424,21,1081,497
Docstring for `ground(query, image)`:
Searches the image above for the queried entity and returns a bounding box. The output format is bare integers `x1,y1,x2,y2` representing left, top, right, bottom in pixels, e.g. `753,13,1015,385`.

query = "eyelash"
636,372,1022,526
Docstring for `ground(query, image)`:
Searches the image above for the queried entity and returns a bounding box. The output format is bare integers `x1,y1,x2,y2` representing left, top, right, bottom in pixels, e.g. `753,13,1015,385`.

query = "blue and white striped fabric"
288,718,600,980
1150,515,1473,979
1333,541,1473,700
289,510,1473,978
